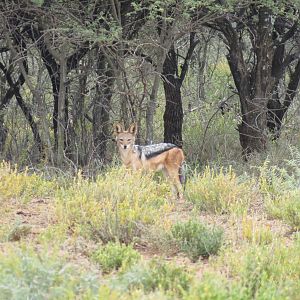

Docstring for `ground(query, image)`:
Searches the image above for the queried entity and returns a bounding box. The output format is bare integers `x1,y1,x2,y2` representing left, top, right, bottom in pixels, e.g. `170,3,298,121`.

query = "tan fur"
113,123,185,200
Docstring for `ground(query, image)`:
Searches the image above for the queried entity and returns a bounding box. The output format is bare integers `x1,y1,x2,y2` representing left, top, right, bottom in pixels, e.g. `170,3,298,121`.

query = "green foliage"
184,273,245,300
186,237,300,300
112,260,192,297
56,168,171,243
265,190,300,230
241,217,273,245
92,242,141,274
0,247,100,299
220,238,300,300
30,0,44,6
259,160,300,229
170,220,224,261
0,162,56,202
186,167,253,214
6,222,32,242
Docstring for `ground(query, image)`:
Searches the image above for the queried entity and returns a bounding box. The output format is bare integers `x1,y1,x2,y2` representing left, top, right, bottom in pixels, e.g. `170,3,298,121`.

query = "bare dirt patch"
0,197,56,248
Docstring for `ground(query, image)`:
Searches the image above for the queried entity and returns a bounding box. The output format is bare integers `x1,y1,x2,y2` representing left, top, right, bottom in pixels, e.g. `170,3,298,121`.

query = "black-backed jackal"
113,123,185,200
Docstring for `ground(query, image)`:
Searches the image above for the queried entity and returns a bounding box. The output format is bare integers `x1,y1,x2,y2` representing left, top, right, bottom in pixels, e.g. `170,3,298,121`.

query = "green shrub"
170,220,224,261
186,167,253,214
185,272,300,300
92,242,141,274
220,238,300,299
111,260,192,297
6,223,32,242
56,168,171,243
0,220,32,242
184,273,246,300
259,162,300,229
242,217,273,245
0,247,100,299
186,238,300,300
0,162,56,202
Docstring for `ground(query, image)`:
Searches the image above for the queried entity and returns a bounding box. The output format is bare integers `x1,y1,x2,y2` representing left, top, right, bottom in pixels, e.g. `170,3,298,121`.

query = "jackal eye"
128,139,131,142
119,139,123,142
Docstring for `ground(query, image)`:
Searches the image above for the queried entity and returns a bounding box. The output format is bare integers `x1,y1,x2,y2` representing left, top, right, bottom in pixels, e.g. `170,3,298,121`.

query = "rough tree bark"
93,49,114,161
162,33,199,147
0,61,43,155
216,8,275,156
210,5,300,155
162,45,184,147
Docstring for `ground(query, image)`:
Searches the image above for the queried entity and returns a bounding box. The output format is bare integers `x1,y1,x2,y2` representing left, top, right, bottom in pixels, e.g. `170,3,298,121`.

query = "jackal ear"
128,123,138,135
113,123,124,135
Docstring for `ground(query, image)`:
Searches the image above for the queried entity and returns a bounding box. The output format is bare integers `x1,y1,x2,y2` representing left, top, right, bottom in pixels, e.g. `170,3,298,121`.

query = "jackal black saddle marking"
134,143,177,159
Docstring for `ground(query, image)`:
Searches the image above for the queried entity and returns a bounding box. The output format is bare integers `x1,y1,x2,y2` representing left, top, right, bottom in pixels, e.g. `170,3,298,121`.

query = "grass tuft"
56,167,171,243
111,259,192,297
0,162,56,202
92,242,141,274
170,220,224,261
186,167,254,214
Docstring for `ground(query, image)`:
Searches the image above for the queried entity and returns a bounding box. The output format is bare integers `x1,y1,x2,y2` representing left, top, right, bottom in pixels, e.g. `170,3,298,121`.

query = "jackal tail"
179,161,187,190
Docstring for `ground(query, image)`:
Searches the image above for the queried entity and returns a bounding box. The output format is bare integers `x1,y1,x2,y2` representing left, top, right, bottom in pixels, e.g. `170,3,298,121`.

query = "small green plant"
112,260,192,297
7,223,32,242
0,247,100,299
242,217,273,245
185,273,245,300
170,220,224,262
56,168,171,243
0,220,32,242
0,162,56,202
259,162,300,230
92,242,141,274
186,167,253,214
219,238,300,300
264,191,300,230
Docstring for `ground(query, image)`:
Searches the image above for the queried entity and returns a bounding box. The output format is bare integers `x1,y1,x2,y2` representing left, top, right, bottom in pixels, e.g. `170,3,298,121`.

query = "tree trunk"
0,71,25,153
267,60,300,138
146,72,161,145
69,70,88,165
162,34,198,147
146,47,167,144
93,50,114,161
0,62,43,156
162,45,183,147
223,8,274,157
56,58,66,165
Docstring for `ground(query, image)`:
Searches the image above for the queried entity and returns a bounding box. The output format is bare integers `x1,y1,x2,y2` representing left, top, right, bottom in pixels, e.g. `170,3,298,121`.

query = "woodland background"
1,0,300,170
1,1,300,299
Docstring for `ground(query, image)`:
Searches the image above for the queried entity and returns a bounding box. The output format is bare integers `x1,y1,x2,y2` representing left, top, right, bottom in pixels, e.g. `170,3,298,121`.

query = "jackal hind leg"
164,166,184,202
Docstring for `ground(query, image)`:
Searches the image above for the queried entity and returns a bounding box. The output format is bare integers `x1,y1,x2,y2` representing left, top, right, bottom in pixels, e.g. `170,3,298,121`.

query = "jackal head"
113,123,137,150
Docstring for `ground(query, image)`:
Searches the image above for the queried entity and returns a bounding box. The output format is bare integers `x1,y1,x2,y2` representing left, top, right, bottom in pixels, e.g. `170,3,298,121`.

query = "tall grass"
259,160,300,230
0,162,56,202
0,246,100,299
56,168,171,243
186,166,254,214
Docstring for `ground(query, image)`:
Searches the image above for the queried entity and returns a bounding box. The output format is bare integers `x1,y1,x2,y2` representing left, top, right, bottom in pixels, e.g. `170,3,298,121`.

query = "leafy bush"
259,162,300,229
185,238,300,300
220,238,300,300
170,220,224,261
242,217,273,245
56,168,171,243
0,247,100,299
6,222,32,242
184,273,246,300
92,242,141,274
0,162,56,202
111,260,192,297
186,167,253,214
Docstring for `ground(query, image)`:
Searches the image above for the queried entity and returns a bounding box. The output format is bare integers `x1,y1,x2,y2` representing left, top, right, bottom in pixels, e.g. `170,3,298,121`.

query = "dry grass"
0,164,298,299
